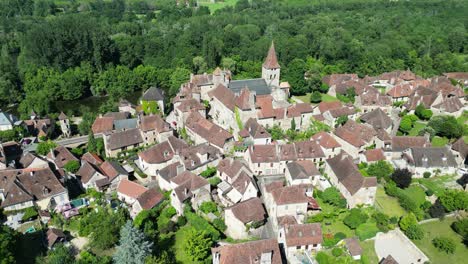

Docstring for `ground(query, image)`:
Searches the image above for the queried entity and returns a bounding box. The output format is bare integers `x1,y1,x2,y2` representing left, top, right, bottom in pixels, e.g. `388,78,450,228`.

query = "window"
296,246,301,249
258,163,260,167
270,163,273,167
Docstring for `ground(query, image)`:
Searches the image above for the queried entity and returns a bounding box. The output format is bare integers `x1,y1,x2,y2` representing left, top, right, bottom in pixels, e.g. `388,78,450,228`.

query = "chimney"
176,164,184,175
422,155,429,167
184,188,188,196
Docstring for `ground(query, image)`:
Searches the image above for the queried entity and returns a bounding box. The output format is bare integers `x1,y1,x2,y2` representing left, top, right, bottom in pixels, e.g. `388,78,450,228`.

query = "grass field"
417,174,457,196
360,240,379,264
401,185,427,206
412,217,468,264
199,0,238,13
375,187,406,218
294,93,338,104
408,121,426,136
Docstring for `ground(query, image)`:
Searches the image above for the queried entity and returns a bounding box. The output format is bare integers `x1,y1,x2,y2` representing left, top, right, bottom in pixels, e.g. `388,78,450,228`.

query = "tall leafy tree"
0,225,17,264
183,228,212,262
113,220,153,264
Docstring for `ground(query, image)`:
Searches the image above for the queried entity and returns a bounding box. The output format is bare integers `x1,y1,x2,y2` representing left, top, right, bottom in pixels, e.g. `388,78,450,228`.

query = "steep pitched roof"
271,185,308,205
136,188,164,210
172,171,209,201
407,147,457,168
360,108,392,130
284,223,323,247
117,179,147,199
262,42,280,69
81,152,103,166
100,161,128,181
334,120,377,147
240,118,271,139
311,132,341,149
48,146,78,168
249,145,278,163
185,112,233,148
217,158,251,180
326,151,376,195
142,87,164,101
344,238,362,257
211,238,282,264
77,161,101,184
364,148,385,162
176,98,206,112
139,114,171,133
287,160,320,180
58,112,68,120
92,117,114,134
287,103,313,118
106,128,143,150
390,136,431,152
228,197,266,224
208,84,236,111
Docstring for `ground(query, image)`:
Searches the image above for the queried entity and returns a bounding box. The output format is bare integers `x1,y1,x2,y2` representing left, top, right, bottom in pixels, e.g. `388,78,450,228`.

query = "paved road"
55,133,102,147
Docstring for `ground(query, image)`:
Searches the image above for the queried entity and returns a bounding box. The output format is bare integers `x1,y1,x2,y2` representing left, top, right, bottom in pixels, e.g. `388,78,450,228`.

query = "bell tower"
262,41,281,87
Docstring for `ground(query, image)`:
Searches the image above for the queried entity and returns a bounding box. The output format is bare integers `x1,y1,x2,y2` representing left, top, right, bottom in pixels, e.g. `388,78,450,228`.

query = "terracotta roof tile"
228,197,266,224
117,179,147,199
285,223,323,247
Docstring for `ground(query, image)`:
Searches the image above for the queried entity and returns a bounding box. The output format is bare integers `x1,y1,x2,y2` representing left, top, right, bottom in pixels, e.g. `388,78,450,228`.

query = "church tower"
262,41,281,87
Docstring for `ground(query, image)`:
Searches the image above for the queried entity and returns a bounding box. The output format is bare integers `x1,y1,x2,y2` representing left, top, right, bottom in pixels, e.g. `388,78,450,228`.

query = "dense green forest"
0,0,466,117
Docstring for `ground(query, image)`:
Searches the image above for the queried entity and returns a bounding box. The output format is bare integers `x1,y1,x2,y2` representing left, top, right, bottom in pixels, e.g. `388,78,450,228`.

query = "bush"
367,161,393,181
310,91,322,103
36,140,57,156
208,177,221,187
200,167,217,178
334,232,346,241
343,208,368,229
429,200,445,219
307,213,324,223
161,206,177,219
399,213,418,231
405,224,424,240
199,201,218,214
185,211,221,241
432,236,456,254
438,189,468,212
212,218,227,232
321,187,347,208
177,216,187,227
331,247,343,257
22,207,38,221
423,172,431,178
425,189,434,196
428,115,464,139
356,223,379,241
451,218,468,238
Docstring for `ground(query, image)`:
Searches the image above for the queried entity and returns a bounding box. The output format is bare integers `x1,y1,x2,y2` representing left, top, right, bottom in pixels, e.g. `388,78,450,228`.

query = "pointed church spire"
263,41,280,69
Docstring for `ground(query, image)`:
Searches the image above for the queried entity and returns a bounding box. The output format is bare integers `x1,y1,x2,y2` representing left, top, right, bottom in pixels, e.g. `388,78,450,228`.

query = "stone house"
117,179,164,217
76,161,107,190
322,74,359,97
47,146,79,171
138,114,173,145
383,136,431,160
311,132,342,159
360,148,386,163
156,162,186,191
359,108,393,134
46,228,67,249
103,128,144,157
402,147,458,177
170,99,206,130
0,168,69,211
285,160,320,186
343,238,362,260
19,153,49,170
138,136,188,176
334,120,380,158
118,99,136,115
325,151,377,208
216,158,258,206
169,171,210,215
212,238,283,264
278,223,323,260
355,87,392,113
244,145,281,176
141,87,165,114
179,143,222,174
451,137,467,167
239,118,272,145
185,111,234,153
322,105,356,128
224,197,267,239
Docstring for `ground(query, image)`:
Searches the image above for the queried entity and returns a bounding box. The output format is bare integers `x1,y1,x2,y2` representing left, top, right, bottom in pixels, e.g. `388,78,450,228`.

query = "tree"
0,225,17,264
199,201,217,214
399,213,418,231
36,140,57,156
142,101,160,115
169,68,190,97
343,208,368,229
76,251,112,264
335,116,348,127
64,160,80,173
415,104,432,120
192,56,207,74
367,160,394,181
87,133,97,154
391,168,412,189
113,220,153,264
451,218,468,238
183,228,212,262
213,218,227,232
321,187,346,208
429,199,446,219
405,224,424,240
432,236,456,254
221,57,236,72
290,118,296,131
310,91,322,103
46,244,75,264
438,190,468,212
427,115,464,139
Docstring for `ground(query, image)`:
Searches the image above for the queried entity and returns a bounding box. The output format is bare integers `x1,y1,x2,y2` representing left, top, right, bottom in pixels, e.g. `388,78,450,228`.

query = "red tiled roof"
92,117,114,134
284,223,323,247
364,148,385,162
228,197,266,224
263,42,280,69
311,132,341,149
117,179,147,199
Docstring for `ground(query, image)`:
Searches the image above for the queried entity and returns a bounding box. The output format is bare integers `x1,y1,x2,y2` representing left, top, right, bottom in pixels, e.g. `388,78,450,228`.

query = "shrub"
199,201,218,214
399,213,418,231
307,213,324,223
161,206,177,219
438,189,468,212
367,161,394,181
331,247,343,257
200,167,217,178
429,200,445,219
384,181,399,197
425,189,434,196
343,208,368,229
321,187,347,208
451,218,468,238
405,224,424,240
356,223,379,241
334,232,346,241
212,218,227,232
428,115,464,139
316,252,331,264
208,177,221,187
177,216,187,227
423,172,431,178
432,236,456,254
185,211,220,241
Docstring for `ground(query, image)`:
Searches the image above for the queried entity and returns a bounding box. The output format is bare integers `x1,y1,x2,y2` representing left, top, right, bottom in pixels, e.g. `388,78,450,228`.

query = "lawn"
417,174,458,197
199,0,238,13
360,240,379,264
294,93,338,104
408,121,426,136
412,217,468,264
374,187,406,218
431,136,449,147
400,185,426,206
322,220,354,238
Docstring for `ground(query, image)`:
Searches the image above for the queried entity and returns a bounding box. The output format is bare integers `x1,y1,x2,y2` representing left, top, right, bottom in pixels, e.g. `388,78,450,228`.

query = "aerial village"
0,43,467,264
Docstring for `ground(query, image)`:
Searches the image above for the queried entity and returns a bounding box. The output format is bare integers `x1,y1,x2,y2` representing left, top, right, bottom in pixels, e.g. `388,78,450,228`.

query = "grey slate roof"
228,78,271,95
113,118,138,131
360,108,392,130
408,147,457,168
142,87,164,101
106,128,143,150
